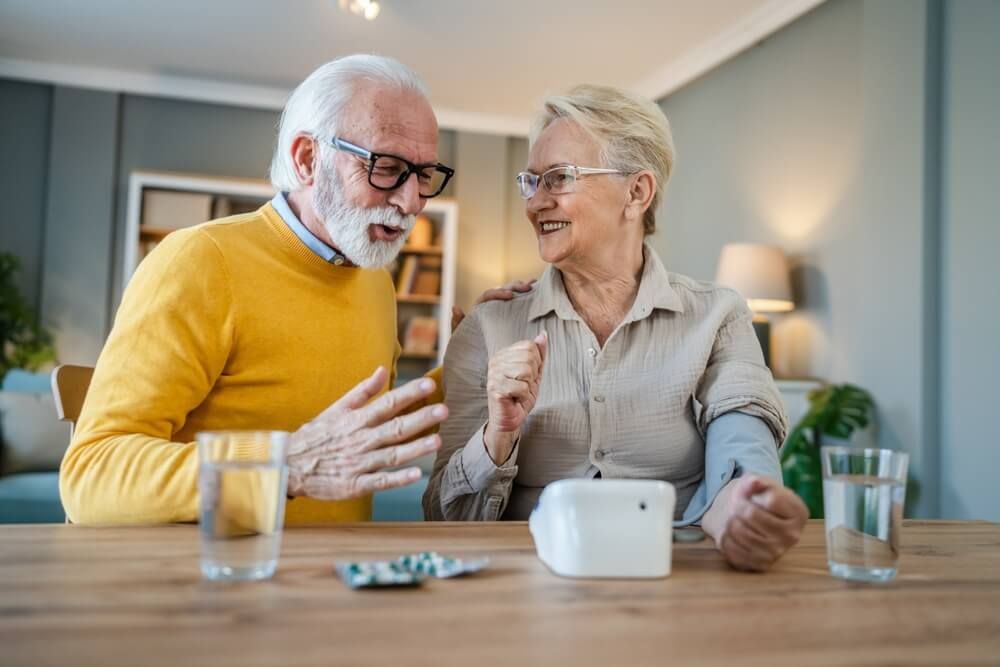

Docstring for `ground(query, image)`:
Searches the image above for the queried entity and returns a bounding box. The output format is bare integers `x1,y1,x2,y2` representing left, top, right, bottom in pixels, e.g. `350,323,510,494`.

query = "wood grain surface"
1,520,998,667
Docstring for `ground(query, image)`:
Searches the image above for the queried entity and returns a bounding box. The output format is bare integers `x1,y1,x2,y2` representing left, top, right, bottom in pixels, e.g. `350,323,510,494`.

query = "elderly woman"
423,85,807,571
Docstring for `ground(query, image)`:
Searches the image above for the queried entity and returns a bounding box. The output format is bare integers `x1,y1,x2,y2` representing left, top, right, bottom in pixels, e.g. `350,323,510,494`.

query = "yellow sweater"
61,203,439,525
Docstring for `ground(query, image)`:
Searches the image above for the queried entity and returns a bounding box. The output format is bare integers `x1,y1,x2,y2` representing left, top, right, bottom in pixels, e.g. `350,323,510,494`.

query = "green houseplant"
780,383,875,519
0,252,56,378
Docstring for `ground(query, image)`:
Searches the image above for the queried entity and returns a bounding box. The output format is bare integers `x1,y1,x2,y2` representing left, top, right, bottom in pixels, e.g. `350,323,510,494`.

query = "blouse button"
593,395,605,403
587,347,597,357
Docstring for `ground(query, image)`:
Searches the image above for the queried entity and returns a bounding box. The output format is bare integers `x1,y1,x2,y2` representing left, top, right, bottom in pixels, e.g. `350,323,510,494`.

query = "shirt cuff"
458,423,518,493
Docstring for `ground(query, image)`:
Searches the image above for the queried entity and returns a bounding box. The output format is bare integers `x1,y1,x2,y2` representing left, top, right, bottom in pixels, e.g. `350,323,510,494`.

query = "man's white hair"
269,54,429,192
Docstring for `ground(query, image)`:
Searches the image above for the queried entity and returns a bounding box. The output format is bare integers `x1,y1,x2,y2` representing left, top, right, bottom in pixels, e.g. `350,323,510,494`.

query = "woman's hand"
702,475,808,572
483,331,548,464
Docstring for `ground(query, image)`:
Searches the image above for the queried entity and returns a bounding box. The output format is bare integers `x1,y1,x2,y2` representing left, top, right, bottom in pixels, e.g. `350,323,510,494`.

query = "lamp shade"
715,243,793,313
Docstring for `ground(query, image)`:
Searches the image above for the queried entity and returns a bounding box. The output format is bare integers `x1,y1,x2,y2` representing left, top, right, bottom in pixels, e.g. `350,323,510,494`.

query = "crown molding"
0,57,290,109
0,57,530,137
633,0,828,100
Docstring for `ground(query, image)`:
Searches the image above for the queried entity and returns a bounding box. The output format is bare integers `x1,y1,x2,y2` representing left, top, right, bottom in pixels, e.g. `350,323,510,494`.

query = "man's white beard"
313,165,415,269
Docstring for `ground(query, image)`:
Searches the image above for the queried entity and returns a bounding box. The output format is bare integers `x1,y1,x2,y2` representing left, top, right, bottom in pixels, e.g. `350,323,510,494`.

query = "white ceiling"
0,0,824,135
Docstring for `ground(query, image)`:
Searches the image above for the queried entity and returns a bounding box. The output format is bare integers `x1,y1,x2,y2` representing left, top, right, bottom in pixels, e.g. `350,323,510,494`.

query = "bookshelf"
397,294,441,305
123,171,275,284
123,171,459,382
390,198,458,381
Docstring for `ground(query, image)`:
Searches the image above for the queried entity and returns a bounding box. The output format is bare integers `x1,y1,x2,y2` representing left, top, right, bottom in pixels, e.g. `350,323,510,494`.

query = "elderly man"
61,55,498,525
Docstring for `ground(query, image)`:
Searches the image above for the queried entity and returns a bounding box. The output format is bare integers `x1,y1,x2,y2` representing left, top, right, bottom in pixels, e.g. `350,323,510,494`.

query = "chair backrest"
51,365,95,433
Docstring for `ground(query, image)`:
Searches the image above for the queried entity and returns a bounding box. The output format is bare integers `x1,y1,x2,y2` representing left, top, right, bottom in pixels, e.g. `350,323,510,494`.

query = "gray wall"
939,0,1000,520
453,132,509,309
452,133,544,304
656,0,997,520
41,87,119,363
0,80,51,309
0,83,119,364
656,0,865,380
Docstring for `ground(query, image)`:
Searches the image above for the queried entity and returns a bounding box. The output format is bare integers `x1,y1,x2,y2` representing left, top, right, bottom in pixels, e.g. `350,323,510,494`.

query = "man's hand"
286,366,447,500
451,279,536,331
702,475,808,572
483,331,547,465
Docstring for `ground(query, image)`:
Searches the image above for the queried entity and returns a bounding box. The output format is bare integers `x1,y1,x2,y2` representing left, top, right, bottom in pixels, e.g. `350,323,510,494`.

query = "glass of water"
197,431,289,582
821,446,908,582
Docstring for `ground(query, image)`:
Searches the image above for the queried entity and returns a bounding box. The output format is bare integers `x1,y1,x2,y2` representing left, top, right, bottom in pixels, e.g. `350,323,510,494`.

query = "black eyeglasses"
326,136,454,198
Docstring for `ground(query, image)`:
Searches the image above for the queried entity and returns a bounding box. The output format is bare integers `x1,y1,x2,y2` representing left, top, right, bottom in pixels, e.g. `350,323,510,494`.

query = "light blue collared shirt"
270,192,347,265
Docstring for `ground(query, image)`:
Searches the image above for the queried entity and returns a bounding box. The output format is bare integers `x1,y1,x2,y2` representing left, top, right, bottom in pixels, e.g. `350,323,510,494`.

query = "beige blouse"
423,245,787,522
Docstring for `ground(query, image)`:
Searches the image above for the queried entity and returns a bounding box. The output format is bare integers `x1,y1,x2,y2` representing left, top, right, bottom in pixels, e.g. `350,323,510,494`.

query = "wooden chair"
51,365,95,437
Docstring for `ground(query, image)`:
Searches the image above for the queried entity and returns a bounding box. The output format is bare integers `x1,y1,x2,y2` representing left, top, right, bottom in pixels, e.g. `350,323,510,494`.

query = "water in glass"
823,473,905,582
198,431,288,582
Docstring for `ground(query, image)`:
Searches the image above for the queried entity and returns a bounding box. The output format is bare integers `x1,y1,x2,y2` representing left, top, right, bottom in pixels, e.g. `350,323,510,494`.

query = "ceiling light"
339,0,380,21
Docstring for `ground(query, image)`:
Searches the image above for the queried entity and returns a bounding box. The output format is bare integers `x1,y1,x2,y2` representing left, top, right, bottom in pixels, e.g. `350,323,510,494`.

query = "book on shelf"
396,255,419,295
407,215,435,248
411,270,441,297
410,255,442,296
213,195,267,218
419,255,442,270
211,196,232,219
402,316,438,355
142,190,213,230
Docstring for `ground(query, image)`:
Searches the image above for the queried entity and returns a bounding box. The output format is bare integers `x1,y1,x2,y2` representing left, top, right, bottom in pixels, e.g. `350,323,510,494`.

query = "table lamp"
714,243,793,368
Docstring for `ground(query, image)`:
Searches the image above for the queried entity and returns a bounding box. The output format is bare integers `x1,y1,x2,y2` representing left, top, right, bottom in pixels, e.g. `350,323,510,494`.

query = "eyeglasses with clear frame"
515,165,631,199
326,136,455,198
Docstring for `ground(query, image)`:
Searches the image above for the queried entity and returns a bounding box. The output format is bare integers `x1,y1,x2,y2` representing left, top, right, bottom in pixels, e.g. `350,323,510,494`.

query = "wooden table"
1,521,998,666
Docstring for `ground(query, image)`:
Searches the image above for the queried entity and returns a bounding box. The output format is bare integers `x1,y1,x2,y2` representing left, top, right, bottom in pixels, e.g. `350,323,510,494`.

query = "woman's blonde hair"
530,84,675,235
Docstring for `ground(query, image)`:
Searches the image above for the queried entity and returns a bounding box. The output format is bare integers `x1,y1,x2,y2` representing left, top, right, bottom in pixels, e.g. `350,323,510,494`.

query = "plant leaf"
781,383,876,519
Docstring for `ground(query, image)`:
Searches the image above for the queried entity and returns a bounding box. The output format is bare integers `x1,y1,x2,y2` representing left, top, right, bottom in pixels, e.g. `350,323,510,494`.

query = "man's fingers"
329,366,388,413
455,278,538,328
357,376,438,426
305,467,424,500
451,306,466,331
361,404,449,451
475,288,514,305
473,279,537,306
509,279,536,292
353,467,424,495
359,435,441,472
